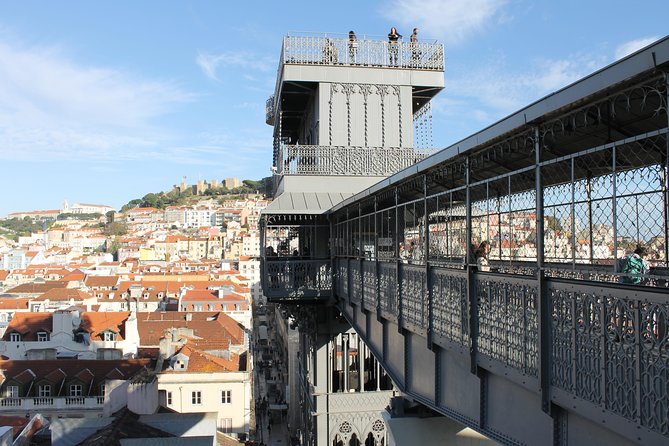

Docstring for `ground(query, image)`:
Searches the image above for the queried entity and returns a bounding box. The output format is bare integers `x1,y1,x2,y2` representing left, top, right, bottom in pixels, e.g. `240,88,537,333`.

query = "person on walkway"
322,38,339,64
619,245,650,284
475,241,491,272
348,31,358,63
410,27,420,65
388,27,402,65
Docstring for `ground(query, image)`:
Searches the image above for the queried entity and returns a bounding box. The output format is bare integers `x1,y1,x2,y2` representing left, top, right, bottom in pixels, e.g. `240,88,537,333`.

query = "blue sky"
0,0,666,216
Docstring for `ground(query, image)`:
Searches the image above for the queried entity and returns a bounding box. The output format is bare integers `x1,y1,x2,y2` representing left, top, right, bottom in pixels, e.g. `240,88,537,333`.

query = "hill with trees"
119,177,273,213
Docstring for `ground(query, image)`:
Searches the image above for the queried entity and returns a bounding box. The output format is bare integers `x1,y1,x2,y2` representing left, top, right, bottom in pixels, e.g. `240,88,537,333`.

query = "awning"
262,192,354,215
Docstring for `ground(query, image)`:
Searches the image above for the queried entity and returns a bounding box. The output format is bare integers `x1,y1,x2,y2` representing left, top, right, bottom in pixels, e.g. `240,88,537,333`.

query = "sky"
0,0,666,216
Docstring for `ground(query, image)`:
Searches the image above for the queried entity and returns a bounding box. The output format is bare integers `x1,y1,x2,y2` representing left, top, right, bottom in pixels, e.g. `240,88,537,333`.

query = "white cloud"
0,37,193,161
381,0,508,44
615,37,660,60
435,52,607,136
196,50,275,81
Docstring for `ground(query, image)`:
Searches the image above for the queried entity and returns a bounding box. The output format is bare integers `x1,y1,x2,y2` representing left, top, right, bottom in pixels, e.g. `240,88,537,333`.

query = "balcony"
0,396,104,411
263,259,332,301
282,33,444,71
266,94,275,126
276,144,437,177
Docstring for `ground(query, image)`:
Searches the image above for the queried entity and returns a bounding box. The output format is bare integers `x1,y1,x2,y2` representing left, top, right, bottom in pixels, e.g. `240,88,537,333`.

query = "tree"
106,238,122,260
104,222,128,236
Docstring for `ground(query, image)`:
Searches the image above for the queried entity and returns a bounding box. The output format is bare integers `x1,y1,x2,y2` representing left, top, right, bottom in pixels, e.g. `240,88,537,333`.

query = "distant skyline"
1,0,666,216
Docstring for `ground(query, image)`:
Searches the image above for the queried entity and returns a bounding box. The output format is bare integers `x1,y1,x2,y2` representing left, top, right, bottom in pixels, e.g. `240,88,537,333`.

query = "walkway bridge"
261,35,669,445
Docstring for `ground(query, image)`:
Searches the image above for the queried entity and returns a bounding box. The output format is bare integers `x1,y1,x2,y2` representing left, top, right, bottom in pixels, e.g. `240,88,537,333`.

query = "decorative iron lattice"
337,259,349,299
430,269,469,347
282,35,444,71
362,261,377,311
400,264,427,329
278,144,436,176
550,284,669,435
378,261,398,317
265,94,275,125
350,260,362,305
264,260,332,298
413,101,433,149
476,277,539,377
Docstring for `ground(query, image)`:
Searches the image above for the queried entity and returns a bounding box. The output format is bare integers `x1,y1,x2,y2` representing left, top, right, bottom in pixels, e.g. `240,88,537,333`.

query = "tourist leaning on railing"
618,245,650,284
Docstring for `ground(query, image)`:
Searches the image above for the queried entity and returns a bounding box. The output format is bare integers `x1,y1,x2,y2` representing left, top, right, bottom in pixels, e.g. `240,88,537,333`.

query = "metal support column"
535,126,551,414
424,174,434,347
466,158,478,373
396,187,403,333
664,76,669,267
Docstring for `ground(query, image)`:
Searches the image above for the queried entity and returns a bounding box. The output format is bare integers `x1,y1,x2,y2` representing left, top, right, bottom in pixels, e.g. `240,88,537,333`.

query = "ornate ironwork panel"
639,301,669,434
279,144,436,176
477,276,538,377
378,261,398,318
604,296,637,420
337,258,349,299
550,288,575,392
400,264,427,330
362,260,377,312
265,260,332,300
350,260,362,304
550,283,669,436
430,268,469,347
283,35,444,71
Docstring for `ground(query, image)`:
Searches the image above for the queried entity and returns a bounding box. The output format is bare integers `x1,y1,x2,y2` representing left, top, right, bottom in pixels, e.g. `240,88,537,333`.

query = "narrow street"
251,303,291,446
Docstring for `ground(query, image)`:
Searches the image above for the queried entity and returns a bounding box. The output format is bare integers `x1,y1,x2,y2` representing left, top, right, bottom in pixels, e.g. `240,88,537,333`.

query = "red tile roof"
0,298,30,310
5,281,67,295
80,312,131,341
166,344,243,373
85,275,120,288
34,288,93,302
137,312,244,346
0,359,153,396
2,313,53,341
182,290,219,301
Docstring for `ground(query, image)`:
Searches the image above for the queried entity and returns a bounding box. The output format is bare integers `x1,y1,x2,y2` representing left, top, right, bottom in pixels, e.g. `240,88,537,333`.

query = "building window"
101,384,106,398
220,418,232,433
31,304,40,312
167,391,172,405
221,390,231,404
191,391,202,405
6,386,19,398
37,332,49,342
103,332,116,342
39,385,51,397
9,332,21,342
70,384,83,397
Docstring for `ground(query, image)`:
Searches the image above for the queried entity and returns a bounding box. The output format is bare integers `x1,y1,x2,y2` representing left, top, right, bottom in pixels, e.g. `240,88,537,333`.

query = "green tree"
104,222,128,236
106,238,122,260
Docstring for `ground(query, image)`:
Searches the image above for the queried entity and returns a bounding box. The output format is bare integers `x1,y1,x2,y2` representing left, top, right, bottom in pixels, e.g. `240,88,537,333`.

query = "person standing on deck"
388,27,402,65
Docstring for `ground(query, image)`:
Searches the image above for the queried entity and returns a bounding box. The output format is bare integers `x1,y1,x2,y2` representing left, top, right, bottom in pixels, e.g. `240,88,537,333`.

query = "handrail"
283,35,444,71
277,144,438,176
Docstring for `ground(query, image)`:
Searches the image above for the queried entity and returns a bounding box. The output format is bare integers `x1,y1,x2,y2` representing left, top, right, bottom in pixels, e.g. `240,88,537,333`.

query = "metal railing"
263,259,332,300
0,396,104,411
336,257,669,440
266,94,275,126
277,144,437,176
282,35,444,71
